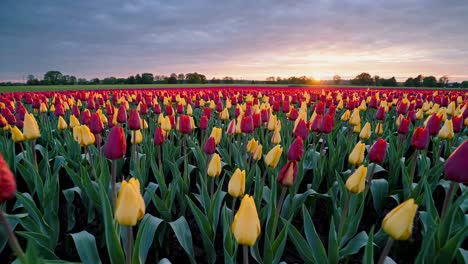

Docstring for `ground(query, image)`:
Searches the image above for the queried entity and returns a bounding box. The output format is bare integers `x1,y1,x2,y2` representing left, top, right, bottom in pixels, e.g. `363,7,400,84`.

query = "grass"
0,83,464,93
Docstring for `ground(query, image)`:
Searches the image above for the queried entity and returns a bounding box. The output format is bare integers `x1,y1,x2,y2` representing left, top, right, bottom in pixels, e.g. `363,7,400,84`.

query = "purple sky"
1,0,468,82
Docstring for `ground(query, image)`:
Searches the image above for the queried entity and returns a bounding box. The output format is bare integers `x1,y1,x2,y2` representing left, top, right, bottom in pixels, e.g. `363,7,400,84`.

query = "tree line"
1,70,467,88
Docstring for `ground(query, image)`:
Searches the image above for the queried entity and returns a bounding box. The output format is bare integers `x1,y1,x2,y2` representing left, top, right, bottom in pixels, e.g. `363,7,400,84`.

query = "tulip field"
0,87,467,264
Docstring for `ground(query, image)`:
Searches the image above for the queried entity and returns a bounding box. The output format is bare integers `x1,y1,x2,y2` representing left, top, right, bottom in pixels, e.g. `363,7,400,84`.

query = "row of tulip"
0,87,467,264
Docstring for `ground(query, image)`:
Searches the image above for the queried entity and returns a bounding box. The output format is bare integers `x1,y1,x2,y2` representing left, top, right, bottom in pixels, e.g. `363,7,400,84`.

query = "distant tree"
374,75,381,86
127,75,136,84
70,76,77,85
186,72,206,84
266,76,275,82
44,70,63,85
103,77,117,84
414,75,423,87
141,73,154,84
460,81,468,88
116,78,126,84
452,82,460,88
351,72,373,86
135,74,142,84
222,76,234,84
91,78,100,84
423,76,437,87
178,73,185,83
333,75,341,85
404,78,415,87
78,78,88,85
168,73,178,84
211,77,220,84
381,77,397,87
439,75,449,87
276,77,282,83
26,74,39,85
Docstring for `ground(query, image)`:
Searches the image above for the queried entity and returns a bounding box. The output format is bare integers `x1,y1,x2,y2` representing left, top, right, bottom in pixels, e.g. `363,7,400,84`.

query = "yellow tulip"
359,122,371,140
39,103,48,113
161,116,172,132
382,198,418,240
438,120,454,140
353,123,361,133
264,145,283,168
345,165,368,194
446,102,455,116
231,195,261,246
252,145,263,161
340,110,350,121
115,178,145,226
141,119,148,130
349,109,360,126
23,113,40,140
348,141,365,166
415,109,423,120
131,130,143,144
246,138,258,154
267,115,277,131
11,126,25,143
70,115,80,128
271,128,281,145
207,153,222,177
73,125,95,147
375,122,383,135
187,104,193,116
228,168,246,198
57,116,68,131
210,127,222,144
220,108,229,120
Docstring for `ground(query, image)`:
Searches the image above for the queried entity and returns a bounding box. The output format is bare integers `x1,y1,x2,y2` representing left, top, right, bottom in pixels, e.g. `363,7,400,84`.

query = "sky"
1,0,468,82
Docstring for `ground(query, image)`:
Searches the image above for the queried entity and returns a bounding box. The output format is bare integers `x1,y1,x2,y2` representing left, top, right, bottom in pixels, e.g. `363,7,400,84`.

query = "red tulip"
376,106,385,121
426,114,443,136
294,119,309,140
315,101,325,115
311,114,322,133
289,108,299,121
411,127,430,150
282,100,290,113
0,153,16,203
177,104,184,114
368,138,387,164
241,115,254,134
90,113,104,134
199,115,208,130
72,104,81,117
320,114,334,134
54,103,65,117
452,116,463,133
117,104,127,124
398,117,411,135
178,115,192,134
80,110,91,125
253,112,261,128
444,140,468,183
104,126,127,160
203,107,211,118
128,109,141,130
203,137,217,155
278,161,298,187
287,137,304,161
165,105,174,116
154,127,165,145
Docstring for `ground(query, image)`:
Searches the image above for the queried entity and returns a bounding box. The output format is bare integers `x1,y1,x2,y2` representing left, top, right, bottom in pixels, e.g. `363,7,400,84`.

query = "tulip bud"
81,109,91,125
228,168,246,198
39,102,48,113
345,165,368,194
376,106,385,120
117,104,127,124
397,117,411,135
375,122,383,135
154,127,165,145
207,154,222,177
209,127,222,144
410,127,429,150
246,138,258,154
220,108,229,120
452,115,463,133
128,109,141,130
199,115,209,130
104,126,127,160
267,115,277,131
114,178,145,226
252,144,263,161
368,138,387,164
241,115,254,134
161,116,172,132
271,128,281,145
70,115,80,128
73,125,95,147
349,109,361,126
203,137,217,155
348,141,365,166
444,140,468,183
178,115,192,134
0,153,16,203
10,126,25,143
278,160,298,187
227,119,236,135
294,119,308,140
425,114,443,136
90,113,104,134
57,116,68,131
264,145,283,169
320,114,334,134
23,113,40,140
341,110,350,121
287,137,304,161
438,120,454,140
382,198,418,240
131,130,143,144
359,122,371,140
231,195,261,246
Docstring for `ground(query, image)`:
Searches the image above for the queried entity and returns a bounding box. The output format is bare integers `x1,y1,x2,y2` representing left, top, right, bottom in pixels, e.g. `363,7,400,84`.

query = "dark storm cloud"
1,0,468,81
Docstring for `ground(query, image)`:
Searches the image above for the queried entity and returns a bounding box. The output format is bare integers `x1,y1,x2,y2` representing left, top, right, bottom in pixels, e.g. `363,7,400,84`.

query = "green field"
0,83,464,93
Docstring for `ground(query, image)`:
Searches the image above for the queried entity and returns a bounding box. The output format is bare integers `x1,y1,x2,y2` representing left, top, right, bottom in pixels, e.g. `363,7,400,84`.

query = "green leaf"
16,231,58,259
302,206,327,263
132,214,164,264
370,179,388,214
98,182,125,264
436,225,468,263
70,231,102,264
363,227,374,264
168,216,196,264
328,217,339,264
340,231,368,257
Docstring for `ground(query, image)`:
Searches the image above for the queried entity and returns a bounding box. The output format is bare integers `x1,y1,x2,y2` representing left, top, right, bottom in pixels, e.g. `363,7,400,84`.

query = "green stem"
409,150,418,189
231,198,237,222
441,181,457,218
0,208,27,263
243,245,249,264
111,159,118,209
377,238,394,264
338,193,351,241
364,163,377,198
126,226,133,264
272,187,287,239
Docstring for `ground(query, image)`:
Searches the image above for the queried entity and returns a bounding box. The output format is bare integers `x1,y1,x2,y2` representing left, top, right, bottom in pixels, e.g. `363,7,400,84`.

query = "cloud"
1,0,467,81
